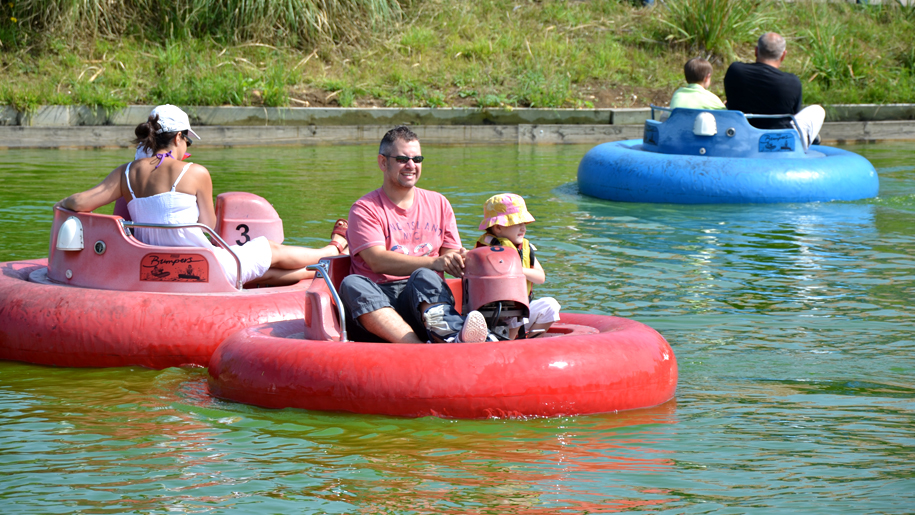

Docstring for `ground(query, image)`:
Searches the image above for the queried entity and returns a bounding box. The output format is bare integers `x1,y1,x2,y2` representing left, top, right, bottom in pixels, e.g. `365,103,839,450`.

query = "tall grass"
801,23,864,87
1,0,914,109
655,0,771,61
793,1,915,104
3,0,404,47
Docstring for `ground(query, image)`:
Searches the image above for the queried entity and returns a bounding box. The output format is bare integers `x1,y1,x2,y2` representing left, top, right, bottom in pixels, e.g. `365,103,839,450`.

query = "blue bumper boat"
578,107,878,204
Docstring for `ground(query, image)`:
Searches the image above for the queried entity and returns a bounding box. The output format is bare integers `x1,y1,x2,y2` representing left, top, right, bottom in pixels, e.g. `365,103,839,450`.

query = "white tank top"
125,162,213,249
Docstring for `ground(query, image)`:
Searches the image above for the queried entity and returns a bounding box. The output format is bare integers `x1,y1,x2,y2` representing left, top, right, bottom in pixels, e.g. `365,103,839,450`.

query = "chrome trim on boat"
306,260,347,342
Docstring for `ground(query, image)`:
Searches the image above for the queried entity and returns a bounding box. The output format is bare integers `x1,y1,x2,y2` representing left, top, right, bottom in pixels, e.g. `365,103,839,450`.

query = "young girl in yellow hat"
476,193,561,339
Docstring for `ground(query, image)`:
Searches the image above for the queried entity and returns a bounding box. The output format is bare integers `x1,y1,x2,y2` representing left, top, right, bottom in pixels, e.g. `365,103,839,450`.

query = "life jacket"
476,233,534,295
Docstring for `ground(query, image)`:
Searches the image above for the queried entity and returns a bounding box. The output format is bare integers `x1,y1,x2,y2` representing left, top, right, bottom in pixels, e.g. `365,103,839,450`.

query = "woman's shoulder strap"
171,162,194,192
124,162,136,197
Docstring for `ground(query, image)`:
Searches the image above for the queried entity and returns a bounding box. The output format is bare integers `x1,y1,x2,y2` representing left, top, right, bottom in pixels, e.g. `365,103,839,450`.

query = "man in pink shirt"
339,126,490,343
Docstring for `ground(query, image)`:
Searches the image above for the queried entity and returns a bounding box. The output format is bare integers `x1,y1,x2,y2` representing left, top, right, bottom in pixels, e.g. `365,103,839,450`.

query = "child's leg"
507,317,524,340
524,297,561,334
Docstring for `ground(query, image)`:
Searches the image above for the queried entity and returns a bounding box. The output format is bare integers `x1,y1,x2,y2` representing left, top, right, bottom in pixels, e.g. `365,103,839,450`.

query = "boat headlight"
56,216,84,251
693,112,718,137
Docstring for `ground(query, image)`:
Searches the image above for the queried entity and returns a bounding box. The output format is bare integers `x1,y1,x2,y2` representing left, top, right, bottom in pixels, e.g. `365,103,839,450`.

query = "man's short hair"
379,125,419,155
684,57,713,84
757,32,786,61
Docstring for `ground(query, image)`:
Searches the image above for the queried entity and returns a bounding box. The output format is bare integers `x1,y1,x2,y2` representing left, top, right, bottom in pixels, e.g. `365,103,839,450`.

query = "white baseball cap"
150,104,201,140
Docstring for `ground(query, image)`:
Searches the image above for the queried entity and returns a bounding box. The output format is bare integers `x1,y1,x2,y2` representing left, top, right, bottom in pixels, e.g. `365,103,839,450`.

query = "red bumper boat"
0,193,309,369
208,247,678,419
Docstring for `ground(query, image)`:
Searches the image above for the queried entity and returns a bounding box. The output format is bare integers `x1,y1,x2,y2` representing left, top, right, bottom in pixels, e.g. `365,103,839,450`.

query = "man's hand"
435,247,466,278
359,246,467,277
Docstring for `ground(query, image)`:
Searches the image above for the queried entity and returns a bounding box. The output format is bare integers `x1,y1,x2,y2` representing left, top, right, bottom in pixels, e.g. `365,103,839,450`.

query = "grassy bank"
1,0,914,111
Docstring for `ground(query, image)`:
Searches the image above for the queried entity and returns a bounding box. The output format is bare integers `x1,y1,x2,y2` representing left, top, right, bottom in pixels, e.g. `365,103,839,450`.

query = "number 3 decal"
236,224,250,246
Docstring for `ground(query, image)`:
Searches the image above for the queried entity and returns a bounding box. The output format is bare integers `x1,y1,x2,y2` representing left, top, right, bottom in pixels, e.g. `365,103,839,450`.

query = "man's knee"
339,274,391,319
791,105,825,146
798,104,825,125
339,274,376,302
405,268,454,306
408,268,449,292
410,267,445,284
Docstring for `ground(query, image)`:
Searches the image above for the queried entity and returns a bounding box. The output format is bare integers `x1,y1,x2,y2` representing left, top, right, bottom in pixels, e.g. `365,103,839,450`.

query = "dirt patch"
282,85,673,109
587,86,673,109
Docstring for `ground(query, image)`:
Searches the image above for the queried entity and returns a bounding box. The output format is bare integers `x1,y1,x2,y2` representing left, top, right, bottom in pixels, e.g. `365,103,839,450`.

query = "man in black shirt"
724,32,824,146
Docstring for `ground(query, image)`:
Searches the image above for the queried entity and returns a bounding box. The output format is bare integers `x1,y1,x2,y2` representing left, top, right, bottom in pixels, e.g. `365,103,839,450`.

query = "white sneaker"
422,304,452,339
457,310,489,343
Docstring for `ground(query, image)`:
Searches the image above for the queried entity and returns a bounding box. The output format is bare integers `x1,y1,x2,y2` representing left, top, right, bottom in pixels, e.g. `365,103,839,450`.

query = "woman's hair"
132,114,183,155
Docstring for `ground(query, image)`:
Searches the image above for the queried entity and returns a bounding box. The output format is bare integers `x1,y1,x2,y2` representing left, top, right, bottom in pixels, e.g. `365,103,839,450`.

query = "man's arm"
722,65,734,108
793,76,804,115
358,245,466,278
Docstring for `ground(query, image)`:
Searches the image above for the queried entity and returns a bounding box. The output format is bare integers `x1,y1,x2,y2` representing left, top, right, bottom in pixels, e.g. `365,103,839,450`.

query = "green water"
1,143,914,513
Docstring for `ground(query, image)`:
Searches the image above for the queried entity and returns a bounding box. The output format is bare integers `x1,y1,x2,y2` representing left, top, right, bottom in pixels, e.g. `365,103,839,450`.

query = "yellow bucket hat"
479,193,536,230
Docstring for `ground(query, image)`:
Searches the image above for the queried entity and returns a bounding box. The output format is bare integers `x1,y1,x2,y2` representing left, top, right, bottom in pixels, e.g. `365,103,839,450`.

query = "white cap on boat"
693,111,718,137
56,216,84,251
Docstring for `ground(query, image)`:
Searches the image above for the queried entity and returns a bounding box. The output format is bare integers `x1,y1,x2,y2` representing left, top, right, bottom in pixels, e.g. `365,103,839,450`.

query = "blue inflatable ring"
578,109,879,204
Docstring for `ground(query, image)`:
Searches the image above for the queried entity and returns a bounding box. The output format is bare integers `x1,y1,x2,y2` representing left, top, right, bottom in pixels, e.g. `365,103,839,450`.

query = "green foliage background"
1,0,913,110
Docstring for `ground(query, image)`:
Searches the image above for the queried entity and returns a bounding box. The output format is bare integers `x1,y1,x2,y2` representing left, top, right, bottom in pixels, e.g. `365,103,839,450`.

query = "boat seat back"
215,192,285,246
109,192,285,248
644,108,806,158
462,246,529,316
48,207,237,293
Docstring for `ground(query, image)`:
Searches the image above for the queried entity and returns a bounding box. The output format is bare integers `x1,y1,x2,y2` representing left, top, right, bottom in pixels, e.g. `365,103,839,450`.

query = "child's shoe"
422,304,490,344
456,310,488,343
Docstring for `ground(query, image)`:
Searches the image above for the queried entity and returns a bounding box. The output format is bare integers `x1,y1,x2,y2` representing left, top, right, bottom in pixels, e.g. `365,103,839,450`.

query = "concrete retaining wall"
2,121,913,149
3,104,915,128
1,105,913,148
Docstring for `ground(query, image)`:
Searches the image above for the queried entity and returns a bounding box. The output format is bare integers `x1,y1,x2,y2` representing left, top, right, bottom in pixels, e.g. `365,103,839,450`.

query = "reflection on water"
1,364,680,513
1,142,914,513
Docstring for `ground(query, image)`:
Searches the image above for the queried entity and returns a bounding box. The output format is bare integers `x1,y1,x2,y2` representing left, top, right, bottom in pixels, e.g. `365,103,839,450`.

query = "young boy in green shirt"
670,57,726,110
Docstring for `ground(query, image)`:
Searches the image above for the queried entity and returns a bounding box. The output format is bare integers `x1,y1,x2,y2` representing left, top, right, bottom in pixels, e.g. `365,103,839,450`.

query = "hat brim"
478,211,535,231
187,128,201,140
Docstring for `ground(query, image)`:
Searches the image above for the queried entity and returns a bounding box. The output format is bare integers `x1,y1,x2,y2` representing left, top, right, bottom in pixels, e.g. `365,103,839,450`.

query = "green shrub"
517,68,572,108
2,0,914,109
656,0,771,60
6,0,403,47
800,23,865,87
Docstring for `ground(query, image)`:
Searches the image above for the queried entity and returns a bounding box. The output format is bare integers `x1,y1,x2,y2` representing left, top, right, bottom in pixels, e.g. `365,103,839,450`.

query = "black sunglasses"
383,154,423,164
182,131,193,146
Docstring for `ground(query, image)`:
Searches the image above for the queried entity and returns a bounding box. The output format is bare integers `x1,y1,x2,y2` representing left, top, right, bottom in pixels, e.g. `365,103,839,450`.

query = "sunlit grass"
0,0,913,110
793,1,915,104
2,0,403,46
654,0,772,61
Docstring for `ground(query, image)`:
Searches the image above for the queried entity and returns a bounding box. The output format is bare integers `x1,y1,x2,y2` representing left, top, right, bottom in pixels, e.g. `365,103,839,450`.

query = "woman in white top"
57,105,348,287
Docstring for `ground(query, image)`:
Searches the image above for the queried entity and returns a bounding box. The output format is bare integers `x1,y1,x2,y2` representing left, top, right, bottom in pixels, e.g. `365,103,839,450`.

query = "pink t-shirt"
347,187,462,283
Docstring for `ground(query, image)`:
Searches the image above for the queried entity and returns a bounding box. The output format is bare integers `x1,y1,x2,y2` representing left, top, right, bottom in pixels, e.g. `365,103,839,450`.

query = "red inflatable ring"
208,313,677,419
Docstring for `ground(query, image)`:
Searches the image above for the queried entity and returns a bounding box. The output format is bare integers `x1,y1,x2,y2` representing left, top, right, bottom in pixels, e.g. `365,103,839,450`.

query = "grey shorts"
339,268,456,342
